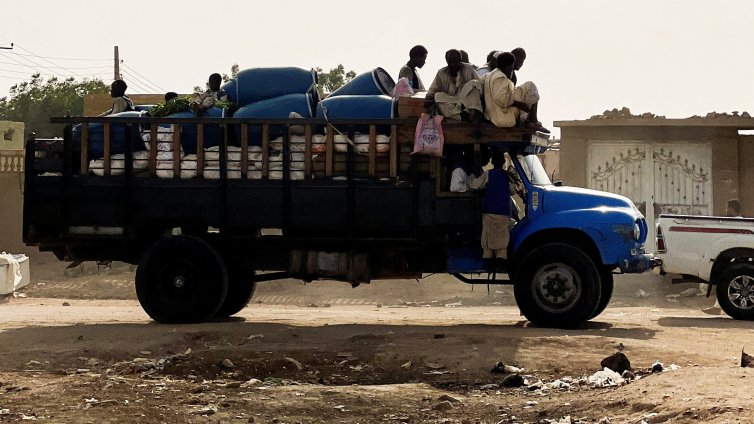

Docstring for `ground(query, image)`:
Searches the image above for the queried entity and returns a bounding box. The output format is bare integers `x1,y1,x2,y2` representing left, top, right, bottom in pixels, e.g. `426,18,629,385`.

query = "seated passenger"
425,49,483,122
449,151,472,192
190,73,228,114
476,50,499,77
100,79,134,116
482,52,549,133
398,45,427,91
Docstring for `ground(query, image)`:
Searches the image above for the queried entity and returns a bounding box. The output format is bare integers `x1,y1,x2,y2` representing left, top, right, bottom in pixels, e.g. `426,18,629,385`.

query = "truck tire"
214,261,256,318
590,270,615,319
514,243,601,328
136,235,228,324
716,263,754,320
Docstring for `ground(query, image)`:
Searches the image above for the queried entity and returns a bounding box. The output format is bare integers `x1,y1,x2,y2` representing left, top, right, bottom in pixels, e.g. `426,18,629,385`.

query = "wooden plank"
262,124,269,178
103,123,111,176
390,125,398,178
368,126,377,177
241,124,248,179
196,124,203,175
149,126,157,176
80,124,89,175
173,124,181,178
326,127,334,176
304,125,312,179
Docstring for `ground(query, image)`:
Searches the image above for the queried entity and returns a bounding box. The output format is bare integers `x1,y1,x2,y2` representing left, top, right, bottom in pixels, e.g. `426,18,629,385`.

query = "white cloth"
0,253,26,294
450,168,470,192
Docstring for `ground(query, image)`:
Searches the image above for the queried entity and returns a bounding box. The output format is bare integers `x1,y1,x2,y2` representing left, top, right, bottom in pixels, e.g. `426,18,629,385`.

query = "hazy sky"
2,0,752,137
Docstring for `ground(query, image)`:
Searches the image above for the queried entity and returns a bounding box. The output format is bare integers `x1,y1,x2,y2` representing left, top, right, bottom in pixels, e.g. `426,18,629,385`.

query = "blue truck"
22,95,656,328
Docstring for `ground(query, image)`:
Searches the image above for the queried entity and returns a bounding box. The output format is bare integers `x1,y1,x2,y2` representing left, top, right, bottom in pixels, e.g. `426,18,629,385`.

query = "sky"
1,0,753,138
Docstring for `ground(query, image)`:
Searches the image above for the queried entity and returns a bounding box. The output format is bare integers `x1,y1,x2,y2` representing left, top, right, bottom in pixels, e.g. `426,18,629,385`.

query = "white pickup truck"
656,214,754,320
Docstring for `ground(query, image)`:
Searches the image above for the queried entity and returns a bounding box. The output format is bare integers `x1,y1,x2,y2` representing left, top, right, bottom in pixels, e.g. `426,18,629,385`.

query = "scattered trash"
679,287,700,297
191,405,218,416
444,301,463,308
437,394,460,403
742,348,754,368
283,357,303,370
502,373,524,388
621,370,637,380
334,405,346,411
401,361,412,369
635,289,650,298
424,362,445,370
588,368,625,387
651,361,664,373
139,351,151,356
61,301,70,306
505,365,523,373
600,352,632,374
490,361,506,374
246,334,264,341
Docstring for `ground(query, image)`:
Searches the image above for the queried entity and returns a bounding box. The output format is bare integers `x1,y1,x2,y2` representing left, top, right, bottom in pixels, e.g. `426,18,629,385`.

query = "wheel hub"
729,275,754,310
532,264,581,313
173,276,186,288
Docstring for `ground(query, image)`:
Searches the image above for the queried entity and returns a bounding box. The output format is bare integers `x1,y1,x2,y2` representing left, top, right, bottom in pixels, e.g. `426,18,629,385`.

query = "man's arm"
425,70,443,101
468,170,489,190
110,97,127,115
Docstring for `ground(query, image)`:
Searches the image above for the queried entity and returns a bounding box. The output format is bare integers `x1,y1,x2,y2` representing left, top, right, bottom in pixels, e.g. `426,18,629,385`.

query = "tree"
0,74,109,138
316,65,356,94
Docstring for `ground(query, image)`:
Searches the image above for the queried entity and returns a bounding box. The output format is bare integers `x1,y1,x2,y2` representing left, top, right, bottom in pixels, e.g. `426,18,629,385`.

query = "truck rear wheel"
214,261,256,318
514,243,601,328
590,270,615,319
136,235,228,323
716,263,754,320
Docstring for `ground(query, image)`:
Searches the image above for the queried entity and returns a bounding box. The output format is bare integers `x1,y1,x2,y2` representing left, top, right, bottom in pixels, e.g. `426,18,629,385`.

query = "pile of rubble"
590,107,752,120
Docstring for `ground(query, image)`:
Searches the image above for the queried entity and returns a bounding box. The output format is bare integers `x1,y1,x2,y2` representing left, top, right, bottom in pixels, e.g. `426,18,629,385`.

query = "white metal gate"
587,142,711,251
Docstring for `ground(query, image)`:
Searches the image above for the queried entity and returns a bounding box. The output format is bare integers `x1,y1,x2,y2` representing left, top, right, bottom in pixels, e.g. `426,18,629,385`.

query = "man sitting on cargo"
190,73,228,114
100,79,134,116
468,150,514,266
482,52,549,133
425,49,483,122
476,50,499,77
398,45,427,91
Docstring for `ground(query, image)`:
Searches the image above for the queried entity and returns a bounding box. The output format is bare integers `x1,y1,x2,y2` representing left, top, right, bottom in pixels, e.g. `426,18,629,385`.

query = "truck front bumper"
620,253,662,273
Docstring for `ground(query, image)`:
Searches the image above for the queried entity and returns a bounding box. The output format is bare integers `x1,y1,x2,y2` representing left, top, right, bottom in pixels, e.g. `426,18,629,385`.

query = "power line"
0,49,67,79
15,44,84,78
0,60,110,70
3,51,109,61
120,62,165,92
118,71,152,93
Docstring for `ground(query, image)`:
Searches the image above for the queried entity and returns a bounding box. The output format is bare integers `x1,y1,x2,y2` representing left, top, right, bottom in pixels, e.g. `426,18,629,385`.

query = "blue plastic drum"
327,68,395,97
232,93,314,144
315,95,396,134
72,111,146,159
164,107,226,154
221,79,237,102
233,67,317,106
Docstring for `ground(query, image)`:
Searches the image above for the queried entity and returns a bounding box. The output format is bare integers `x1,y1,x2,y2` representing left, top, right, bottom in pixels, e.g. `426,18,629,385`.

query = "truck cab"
23,95,655,328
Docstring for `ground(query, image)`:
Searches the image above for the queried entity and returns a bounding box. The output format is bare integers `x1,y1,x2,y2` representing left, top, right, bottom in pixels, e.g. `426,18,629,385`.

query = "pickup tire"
213,261,256,318
514,243,601,328
136,235,228,324
590,270,615,319
716,263,754,320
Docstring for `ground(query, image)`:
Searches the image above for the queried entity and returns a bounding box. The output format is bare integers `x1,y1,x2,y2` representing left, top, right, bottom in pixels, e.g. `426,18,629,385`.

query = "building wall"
738,135,754,216
0,121,26,253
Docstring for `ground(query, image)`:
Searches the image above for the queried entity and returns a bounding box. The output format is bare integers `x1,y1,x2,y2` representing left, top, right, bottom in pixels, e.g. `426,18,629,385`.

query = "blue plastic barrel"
234,67,317,106
315,95,395,134
73,111,147,159
327,68,395,97
164,107,226,154
232,93,314,144
220,79,237,103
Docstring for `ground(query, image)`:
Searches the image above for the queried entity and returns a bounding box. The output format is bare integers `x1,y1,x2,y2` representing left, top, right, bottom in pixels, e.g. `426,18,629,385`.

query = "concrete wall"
0,121,26,253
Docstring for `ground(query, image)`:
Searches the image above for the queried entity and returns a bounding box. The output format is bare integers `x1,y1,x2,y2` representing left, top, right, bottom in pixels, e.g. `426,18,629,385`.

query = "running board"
452,273,513,285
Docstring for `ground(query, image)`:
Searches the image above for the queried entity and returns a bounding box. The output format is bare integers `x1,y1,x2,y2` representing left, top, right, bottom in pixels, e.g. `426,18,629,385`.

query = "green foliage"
0,74,109,138
149,95,192,117
316,65,357,94
222,64,239,83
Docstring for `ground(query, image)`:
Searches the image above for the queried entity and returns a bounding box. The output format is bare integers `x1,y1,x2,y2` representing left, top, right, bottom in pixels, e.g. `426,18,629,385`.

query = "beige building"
0,121,26,253
555,114,754,249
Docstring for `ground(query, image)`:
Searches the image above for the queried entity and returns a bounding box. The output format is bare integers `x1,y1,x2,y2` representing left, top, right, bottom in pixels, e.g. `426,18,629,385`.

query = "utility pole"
114,45,120,80
0,42,12,50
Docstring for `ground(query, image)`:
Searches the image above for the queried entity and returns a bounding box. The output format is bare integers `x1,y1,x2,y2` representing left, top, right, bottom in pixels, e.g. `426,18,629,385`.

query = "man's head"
445,49,462,74
486,50,499,67
496,52,516,78
491,150,505,168
164,92,178,102
511,47,526,71
726,198,742,217
208,73,222,91
459,50,470,63
111,79,127,98
409,45,428,68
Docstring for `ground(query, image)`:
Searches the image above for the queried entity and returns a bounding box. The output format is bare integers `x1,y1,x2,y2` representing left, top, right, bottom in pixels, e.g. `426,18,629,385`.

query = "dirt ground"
1,256,753,423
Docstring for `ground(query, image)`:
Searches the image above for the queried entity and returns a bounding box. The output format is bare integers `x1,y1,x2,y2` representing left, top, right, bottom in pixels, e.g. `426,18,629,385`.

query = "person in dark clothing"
398,45,428,91
100,79,134,115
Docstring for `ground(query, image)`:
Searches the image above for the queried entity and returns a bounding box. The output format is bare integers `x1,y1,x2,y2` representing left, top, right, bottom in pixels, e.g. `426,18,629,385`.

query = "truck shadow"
656,316,754,329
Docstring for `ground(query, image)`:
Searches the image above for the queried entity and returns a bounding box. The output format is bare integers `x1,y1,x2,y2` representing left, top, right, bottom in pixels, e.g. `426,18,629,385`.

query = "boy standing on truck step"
468,150,514,266
399,45,427,91
190,73,228,114
100,79,134,116
425,49,483,122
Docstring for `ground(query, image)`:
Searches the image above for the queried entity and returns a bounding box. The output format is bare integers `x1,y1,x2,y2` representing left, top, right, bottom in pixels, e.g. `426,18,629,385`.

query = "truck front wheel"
590,269,614,319
716,263,754,320
136,235,228,323
514,244,601,328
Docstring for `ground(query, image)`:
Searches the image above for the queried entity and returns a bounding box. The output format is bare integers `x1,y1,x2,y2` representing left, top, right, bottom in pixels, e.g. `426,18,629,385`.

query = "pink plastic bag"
392,77,415,98
411,113,444,157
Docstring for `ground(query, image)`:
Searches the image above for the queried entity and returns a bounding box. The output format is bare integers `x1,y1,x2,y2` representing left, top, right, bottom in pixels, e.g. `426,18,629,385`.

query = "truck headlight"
633,221,641,241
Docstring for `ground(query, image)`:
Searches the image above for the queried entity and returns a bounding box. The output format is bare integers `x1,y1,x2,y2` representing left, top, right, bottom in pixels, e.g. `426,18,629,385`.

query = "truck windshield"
518,154,552,186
